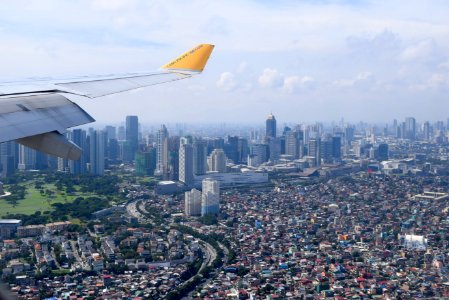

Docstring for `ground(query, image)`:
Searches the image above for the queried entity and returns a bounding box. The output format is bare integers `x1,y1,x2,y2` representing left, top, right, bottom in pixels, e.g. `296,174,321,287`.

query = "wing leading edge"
0,44,214,159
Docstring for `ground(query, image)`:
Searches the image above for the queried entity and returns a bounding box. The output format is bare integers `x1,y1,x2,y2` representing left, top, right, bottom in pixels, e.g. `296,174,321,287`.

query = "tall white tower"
201,178,219,216
179,137,194,186
185,188,202,216
155,125,169,177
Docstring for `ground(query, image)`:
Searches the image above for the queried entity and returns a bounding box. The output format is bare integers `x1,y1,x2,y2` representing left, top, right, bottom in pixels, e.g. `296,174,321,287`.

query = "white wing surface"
0,44,214,159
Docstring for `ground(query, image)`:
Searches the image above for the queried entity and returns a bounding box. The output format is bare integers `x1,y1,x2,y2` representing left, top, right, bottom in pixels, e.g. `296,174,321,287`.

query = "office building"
405,117,416,140
179,137,194,186
285,130,303,159
0,141,18,178
155,125,169,177
377,143,389,161
193,139,207,175
117,126,125,141
89,130,106,175
423,121,431,141
125,116,139,162
185,188,202,216
104,126,117,141
201,178,219,216
209,149,227,172
308,138,321,167
332,136,342,161
268,137,281,162
248,144,268,167
69,129,87,174
266,113,277,139
135,148,156,176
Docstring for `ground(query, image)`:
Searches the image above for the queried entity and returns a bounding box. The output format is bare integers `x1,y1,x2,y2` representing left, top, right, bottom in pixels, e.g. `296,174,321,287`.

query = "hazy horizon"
2,0,449,123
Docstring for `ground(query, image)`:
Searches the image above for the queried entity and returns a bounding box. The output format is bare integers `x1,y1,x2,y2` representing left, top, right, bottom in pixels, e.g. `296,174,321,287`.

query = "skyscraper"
405,117,416,140
201,178,219,216
125,116,139,162
248,144,268,167
185,188,202,216
377,143,389,161
117,126,126,141
135,148,156,176
209,149,227,172
308,138,321,167
155,125,169,177
268,137,281,162
193,139,207,175
69,129,87,174
179,137,194,186
0,141,18,178
89,130,106,175
104,126,117,141
332,136,342,161
18,145,36,170
423,121,431,141
285,130,303,159
266,113,277,139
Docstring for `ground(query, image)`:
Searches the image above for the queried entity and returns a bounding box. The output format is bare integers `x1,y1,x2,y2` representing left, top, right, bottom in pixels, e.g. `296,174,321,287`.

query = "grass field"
0,182,100,217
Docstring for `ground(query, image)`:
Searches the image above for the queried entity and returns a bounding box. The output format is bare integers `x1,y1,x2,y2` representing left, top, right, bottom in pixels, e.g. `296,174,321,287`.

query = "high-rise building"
248,144,268,167
308,138,321,167
18,145,36,170
332,136,342,161
155,125,169,177
237,137,249,164
266,113,277,139
185,188,202,216
168,136,180,181
135,148,156,176
423,121,431,141
89,130,106,175
179,137,194,186
69,129,87,174
377,143,389,161
104,126,117,141
117,126,125,141
125,116,139,162
285,130,304,159
320,139,333,164
0,141,18,178
193,139,207,175
224,136,239,164
206,138,225,155
209,149,226,172
405,117,416,140
201,178,219,216
268,137,281,162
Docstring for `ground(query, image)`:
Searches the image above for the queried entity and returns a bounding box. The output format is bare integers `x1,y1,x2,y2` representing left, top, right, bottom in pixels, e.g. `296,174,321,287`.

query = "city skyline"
1,1,449,123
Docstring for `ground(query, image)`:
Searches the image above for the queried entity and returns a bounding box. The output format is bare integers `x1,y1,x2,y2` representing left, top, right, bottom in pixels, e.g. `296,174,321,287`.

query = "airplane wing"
0,44,214,160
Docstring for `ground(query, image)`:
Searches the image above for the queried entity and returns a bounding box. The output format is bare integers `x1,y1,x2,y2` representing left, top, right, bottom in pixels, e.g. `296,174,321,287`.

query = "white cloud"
399,39,435,62
237,62,248,73
258,68,284,88
282,76,314,94
333,72,374,88
216,72,237,92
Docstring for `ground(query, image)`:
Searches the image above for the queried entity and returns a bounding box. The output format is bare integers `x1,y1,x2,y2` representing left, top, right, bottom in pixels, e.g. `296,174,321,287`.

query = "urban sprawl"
1,114,449,299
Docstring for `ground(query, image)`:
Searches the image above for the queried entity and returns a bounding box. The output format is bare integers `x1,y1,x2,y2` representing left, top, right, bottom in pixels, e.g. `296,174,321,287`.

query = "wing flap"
17,132,82,160
0,94,94,143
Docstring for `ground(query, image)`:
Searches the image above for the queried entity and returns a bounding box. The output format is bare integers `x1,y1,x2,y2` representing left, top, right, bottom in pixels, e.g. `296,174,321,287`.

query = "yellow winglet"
162,44,215,72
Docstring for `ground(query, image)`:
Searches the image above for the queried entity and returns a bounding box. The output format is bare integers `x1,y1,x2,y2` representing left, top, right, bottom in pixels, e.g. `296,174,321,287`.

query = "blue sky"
1,0,449,124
